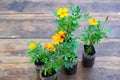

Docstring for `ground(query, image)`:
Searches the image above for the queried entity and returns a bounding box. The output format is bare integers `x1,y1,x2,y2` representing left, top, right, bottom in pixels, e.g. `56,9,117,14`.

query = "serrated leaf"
82,13,91,19
103,28,113,36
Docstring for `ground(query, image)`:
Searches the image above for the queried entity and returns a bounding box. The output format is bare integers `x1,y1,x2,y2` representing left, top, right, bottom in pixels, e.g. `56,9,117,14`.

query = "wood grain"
0,13,119,20
0,0,119,13
0,0,120,80
0,19,119,39
0,39,120,62
0,62,120,80
0,0,119,39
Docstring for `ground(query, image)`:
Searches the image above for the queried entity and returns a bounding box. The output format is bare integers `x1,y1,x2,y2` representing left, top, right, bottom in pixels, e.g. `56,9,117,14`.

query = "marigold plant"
27,40,47,63
51,6,90,69
81,17,109,54
52,6,91,39
26,5,109,76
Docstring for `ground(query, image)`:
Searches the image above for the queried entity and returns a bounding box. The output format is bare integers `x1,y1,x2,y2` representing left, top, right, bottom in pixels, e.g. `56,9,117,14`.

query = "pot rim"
70,62,78,65
40,70,58,79
82,50,96,59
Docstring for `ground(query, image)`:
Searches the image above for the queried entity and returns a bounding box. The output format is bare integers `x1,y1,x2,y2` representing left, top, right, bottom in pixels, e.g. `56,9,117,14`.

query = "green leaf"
69,5,73,12
103,28,113,36
82,13,91,19
64,63,73,69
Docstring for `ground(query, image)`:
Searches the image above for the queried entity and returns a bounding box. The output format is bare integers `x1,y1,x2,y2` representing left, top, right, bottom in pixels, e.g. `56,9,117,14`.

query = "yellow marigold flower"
88,18,98,25
29,42,36,50
44,43,55,51
57,7,68,18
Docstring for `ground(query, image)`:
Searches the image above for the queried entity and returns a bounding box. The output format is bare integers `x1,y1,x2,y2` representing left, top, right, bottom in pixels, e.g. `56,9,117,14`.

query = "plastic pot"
82,45,96,67
64,62,78,75
40,70,58,80
34,60,44,70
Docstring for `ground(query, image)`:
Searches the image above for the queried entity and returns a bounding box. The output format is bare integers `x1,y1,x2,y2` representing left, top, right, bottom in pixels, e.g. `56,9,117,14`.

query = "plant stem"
89,39,93,53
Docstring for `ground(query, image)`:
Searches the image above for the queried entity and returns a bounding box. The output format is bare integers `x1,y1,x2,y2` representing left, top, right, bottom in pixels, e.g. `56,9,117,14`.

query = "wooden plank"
0,0,120,2
0,19,57,39
0,13,119,20
81,66,120,80
0,62,120,80
0,39,111,51
0,38,120,80
0,19,119,38
0,39,120,60
1,56,120,64
0,0,119,13
0,63,34,69
0,39,50,52
0,38,119,50
0,56,29,63
0,63,40,80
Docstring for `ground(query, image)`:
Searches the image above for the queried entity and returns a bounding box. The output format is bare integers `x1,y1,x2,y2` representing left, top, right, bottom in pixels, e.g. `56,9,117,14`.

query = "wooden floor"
0,0,120,80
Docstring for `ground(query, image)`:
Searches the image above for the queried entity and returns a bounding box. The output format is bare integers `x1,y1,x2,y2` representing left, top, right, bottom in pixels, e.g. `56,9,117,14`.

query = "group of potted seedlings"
27,6,109,80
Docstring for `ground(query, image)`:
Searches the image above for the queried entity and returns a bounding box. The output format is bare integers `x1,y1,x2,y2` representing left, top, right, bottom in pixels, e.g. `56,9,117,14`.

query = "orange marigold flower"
33,41,36,44
52,33,64,44
58,30,66,36
52,30,67,44
44,43,55,51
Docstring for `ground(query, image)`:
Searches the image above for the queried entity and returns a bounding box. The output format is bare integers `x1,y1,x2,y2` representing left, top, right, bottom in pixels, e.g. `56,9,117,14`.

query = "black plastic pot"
40,70,58,80
82,45,96,67
64,63,77,75
34,60,44,70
